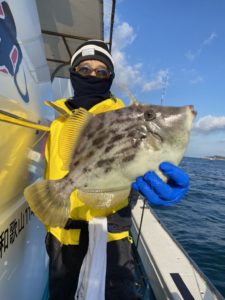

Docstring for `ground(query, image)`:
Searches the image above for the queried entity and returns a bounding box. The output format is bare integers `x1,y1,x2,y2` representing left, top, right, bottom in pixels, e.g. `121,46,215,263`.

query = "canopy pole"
0,110,50,132
109,0,116,53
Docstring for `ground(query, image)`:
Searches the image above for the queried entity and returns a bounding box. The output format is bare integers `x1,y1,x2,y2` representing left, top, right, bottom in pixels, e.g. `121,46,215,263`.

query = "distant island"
205,155,225,160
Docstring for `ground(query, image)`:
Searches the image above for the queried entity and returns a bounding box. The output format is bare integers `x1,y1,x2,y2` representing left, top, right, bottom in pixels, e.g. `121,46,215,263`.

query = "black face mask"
66,68,115,110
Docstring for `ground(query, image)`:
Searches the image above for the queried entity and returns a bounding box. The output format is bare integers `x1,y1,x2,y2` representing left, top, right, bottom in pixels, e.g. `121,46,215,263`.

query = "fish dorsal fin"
59,108,93,170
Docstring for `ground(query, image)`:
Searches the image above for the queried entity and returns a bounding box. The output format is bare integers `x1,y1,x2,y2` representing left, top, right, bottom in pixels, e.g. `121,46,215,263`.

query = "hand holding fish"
132,162,189,206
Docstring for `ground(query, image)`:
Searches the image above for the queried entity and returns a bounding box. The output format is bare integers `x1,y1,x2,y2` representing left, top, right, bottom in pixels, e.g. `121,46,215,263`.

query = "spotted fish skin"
24,103,196,226
66,103,196,191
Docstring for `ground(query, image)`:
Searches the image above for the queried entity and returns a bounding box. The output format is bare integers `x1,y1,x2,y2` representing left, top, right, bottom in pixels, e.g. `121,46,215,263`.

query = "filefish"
24,104,196,227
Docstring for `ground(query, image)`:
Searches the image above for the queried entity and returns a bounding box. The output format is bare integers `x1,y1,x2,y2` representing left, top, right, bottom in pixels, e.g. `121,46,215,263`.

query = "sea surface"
153,157,225,298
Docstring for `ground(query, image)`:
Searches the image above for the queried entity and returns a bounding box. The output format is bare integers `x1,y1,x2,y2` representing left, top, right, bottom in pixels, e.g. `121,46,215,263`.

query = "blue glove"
132,162,189,206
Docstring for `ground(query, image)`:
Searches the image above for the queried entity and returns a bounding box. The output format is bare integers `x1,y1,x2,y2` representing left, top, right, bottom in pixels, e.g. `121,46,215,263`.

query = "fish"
24,103,196,227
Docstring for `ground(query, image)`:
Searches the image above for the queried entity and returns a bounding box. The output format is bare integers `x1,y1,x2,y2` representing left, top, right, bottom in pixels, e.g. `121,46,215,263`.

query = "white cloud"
185,49,201,61
185,32,217,62
218,138,225,143
203,32,217,45
142,70,169,92
190,75,203,84
112,22,136,50
111,22,140,93
193,115,225,133
111,20,169,96
181,68,203,85
104,0,127,41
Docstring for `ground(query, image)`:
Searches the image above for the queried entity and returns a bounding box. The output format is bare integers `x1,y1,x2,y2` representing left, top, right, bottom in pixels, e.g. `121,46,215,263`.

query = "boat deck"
41,244,156,300
132,244,157,300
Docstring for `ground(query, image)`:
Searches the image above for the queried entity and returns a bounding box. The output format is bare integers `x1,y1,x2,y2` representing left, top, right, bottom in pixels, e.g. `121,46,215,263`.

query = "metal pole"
109,0,116,53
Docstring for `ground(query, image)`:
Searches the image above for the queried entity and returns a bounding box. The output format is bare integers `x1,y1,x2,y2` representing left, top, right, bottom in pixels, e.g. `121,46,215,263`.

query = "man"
45,40,189,300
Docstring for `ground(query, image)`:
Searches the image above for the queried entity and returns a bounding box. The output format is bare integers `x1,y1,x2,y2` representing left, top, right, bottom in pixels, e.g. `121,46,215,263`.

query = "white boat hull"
0,196,48,300
131,198,224,300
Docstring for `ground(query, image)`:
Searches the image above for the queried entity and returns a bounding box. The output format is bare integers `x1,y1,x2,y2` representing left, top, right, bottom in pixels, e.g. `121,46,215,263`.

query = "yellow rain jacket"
45,97,131,245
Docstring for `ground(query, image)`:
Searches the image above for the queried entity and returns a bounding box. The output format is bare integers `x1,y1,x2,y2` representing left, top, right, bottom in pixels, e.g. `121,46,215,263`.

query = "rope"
136,197,146,249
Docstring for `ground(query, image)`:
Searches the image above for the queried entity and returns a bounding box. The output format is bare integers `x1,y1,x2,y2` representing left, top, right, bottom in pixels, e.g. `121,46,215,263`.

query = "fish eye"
144,109,155,121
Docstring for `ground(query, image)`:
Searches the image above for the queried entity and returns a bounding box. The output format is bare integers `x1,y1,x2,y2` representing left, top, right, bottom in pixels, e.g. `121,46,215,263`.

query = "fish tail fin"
24,179,71,227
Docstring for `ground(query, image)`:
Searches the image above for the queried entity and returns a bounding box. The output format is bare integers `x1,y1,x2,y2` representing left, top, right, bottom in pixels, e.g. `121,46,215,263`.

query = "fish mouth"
140,130,163,143
136,125,163,142
150,131,163,142
144,124,163,142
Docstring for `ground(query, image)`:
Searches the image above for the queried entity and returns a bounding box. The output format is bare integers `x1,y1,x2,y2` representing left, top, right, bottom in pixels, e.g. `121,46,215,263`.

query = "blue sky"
104,0,225,158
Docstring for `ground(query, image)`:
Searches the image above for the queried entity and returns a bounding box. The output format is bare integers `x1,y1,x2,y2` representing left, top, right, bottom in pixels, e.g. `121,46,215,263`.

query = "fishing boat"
0,1,224,299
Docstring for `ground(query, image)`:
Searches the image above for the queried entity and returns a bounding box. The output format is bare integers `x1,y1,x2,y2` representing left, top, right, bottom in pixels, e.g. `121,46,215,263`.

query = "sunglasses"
75,65,111,79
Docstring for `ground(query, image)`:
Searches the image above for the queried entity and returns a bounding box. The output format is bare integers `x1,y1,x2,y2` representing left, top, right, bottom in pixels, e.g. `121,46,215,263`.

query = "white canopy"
36,0,114,79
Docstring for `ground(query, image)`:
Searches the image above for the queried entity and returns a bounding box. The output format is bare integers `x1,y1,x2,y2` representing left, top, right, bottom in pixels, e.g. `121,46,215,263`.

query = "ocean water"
153,157,225,298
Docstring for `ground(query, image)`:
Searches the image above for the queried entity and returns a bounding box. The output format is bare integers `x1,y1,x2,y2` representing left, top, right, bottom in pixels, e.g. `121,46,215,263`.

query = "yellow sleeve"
44,116,69,180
